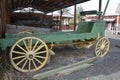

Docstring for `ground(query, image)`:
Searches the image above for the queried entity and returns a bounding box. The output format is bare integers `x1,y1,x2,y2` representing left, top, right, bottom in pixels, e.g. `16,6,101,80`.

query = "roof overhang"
8,0,90,13
104,18,116,22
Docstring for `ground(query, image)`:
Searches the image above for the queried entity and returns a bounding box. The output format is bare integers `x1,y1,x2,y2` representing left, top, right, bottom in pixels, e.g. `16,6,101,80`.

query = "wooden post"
0,13,2,38
117,14,119,27
59,9,62,31
74,4,77,30
49,12,53,30
98,0,102,19
0,0,8,38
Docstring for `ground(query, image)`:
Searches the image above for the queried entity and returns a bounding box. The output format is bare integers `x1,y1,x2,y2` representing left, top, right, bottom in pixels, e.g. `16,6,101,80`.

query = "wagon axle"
26,51,35,60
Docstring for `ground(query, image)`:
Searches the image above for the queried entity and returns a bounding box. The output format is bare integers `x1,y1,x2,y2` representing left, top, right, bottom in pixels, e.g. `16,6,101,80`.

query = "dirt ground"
36,39,120,80
5,38,118,80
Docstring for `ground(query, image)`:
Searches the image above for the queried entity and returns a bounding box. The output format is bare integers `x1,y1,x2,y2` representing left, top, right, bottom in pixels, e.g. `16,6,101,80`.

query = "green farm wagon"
0,0,110,73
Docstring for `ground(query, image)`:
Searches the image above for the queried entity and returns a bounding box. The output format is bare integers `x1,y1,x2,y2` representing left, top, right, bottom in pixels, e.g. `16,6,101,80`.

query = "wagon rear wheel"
95,37,110,57
10,37,49,72
18,30,36,34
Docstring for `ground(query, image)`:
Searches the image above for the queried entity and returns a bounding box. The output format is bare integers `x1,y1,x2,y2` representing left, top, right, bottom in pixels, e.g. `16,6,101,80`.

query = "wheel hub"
100,44,105,50
26,51,35,60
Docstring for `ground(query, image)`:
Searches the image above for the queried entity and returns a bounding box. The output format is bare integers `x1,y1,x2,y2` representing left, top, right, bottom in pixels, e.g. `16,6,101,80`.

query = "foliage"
57,7,72,15
76,5,84,23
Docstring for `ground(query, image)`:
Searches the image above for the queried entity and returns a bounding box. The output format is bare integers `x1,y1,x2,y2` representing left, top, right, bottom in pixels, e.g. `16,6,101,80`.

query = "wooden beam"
74,4,77,30
29,0,34,4
0,0,7,38
60,9,62,31
59,63,93,75
33,56,98,80
34,0,45,6
98,0,102,19
22,0,28,7
11,0,14,9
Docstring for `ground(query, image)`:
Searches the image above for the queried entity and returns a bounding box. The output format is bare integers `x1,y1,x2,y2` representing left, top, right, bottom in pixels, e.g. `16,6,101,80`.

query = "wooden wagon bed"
0,21,105,50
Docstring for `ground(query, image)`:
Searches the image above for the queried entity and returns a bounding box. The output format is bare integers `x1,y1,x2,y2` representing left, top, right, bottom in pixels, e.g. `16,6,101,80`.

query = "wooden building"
86,13,120,31
11,12,53,28
52,13,74,30
86,3,120,35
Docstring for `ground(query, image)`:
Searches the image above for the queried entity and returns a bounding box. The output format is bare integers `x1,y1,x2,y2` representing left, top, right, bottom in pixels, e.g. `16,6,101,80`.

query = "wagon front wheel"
10,37,49,72
95,37,110,57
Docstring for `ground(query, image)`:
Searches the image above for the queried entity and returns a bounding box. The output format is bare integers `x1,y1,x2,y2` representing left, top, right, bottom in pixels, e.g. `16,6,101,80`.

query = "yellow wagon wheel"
95,37,110,57
18,30,36,34
10,37,49,72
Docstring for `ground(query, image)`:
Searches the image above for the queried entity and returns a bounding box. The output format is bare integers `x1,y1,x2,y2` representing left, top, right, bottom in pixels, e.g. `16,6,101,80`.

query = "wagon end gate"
77,10,105,37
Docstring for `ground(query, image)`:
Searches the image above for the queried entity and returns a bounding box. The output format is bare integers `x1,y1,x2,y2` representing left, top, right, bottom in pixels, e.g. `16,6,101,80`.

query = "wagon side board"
91,20,105,37
0,34,96,50
0,20,105,50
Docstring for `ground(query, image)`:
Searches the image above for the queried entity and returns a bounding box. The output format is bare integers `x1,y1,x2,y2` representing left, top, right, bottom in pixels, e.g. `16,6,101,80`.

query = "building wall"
87,15,120,26
104,15,120,24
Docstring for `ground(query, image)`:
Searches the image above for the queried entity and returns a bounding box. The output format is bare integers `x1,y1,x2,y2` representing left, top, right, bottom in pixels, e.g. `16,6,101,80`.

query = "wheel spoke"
105,41,109,45
36,55,46,59
104,44,108,48
22,60,28,69
34,58,42,64
23,40,29,51
32,40,39,51
13,56,25,60
101,51,105,56
12,51,25,54
96,45,100,49
101,39,104,43
96,50,101,55
16,58,26,66
103,39,107,44
104,46,109,51
34,44,44,53
102,49,106,54
28,60,31,71
28,38,32,51
96,47,100,50
97,51,101,56
35,51,47,54
32,60,37,69
16,44,27,53
100,51,103,56
97,43,101,47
